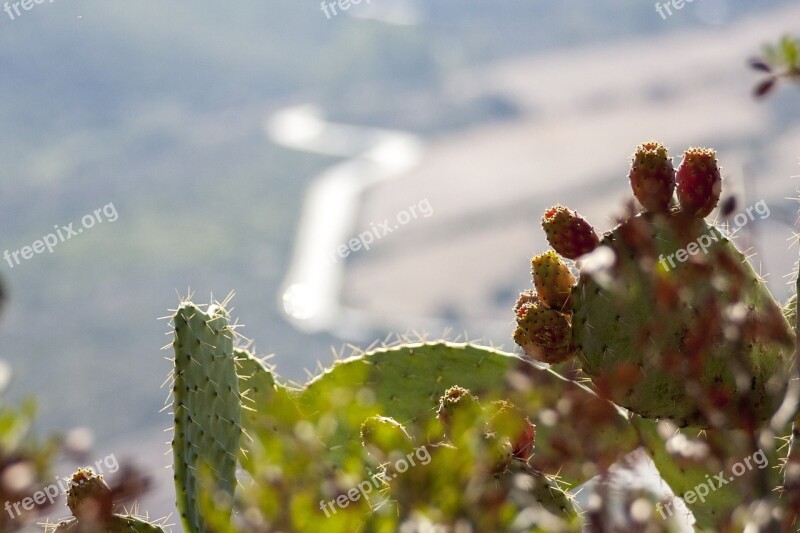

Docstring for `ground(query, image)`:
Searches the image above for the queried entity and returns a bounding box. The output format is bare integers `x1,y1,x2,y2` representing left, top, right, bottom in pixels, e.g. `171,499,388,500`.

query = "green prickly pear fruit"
676,147,722,218
628,141,675,212
361,415,413,457
571,209,793,428
541,205,600,260
531,250,576,310
513,302,575,364
437,386,481,437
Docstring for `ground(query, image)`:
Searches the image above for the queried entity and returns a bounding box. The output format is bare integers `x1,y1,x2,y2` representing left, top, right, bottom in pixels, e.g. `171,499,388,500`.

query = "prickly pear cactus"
170,298,241,532
516,142,794,429
164,293,644,531
155,139,800,530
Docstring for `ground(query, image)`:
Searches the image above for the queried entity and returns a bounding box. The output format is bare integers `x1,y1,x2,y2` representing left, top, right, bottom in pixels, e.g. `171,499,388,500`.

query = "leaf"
753,77,777,99
748,58,773,73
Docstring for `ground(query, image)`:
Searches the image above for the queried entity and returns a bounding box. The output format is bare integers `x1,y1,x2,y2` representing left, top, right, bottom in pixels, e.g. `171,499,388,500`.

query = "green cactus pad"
296,341,637,487
633,415,787,530
171,301,241,532
572,212,794,428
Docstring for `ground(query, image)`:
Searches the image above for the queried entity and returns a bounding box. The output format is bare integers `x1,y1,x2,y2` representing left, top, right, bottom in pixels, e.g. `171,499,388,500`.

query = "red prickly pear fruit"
486,400,536,463
541,205,600,260
531,251,576,310
513,302,575,364
628,141,675,212
676,147,722,218
514,416,536,462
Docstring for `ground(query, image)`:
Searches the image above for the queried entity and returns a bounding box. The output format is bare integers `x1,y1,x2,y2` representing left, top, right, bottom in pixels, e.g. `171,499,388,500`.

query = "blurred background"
0,0,798,528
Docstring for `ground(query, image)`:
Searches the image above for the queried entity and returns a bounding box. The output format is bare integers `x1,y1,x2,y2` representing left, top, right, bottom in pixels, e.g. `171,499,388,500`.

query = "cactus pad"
170,300,241,532
572,212,793,427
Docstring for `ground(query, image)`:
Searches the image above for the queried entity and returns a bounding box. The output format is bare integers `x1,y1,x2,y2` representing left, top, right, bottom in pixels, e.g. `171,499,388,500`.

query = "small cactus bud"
676,147,722,218
531,251,576,310
437,386,479,423
66,468,113,522
628,141,675,212
360,415,413,456
513,303,575,364
541,205,600,260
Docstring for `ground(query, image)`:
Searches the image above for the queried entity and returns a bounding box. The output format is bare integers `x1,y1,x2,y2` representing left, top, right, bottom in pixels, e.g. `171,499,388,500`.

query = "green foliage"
233,342,593,532
751,34,800,97
0,316,57,531
0,393,59,531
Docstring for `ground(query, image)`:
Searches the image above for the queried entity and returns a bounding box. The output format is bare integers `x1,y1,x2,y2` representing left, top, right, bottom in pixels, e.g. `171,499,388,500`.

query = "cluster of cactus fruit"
515,141,793,429
9,139,800,531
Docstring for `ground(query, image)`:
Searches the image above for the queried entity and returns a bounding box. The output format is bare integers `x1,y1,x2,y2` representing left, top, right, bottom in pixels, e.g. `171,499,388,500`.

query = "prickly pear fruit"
676,147,722,218
66,469,112,521
486,400,536,463
437,385,481,438
541,205,600,260
513,289,539,317
513,303,575,364
531,251,575,310
361,415,413,456
628,141,675,212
